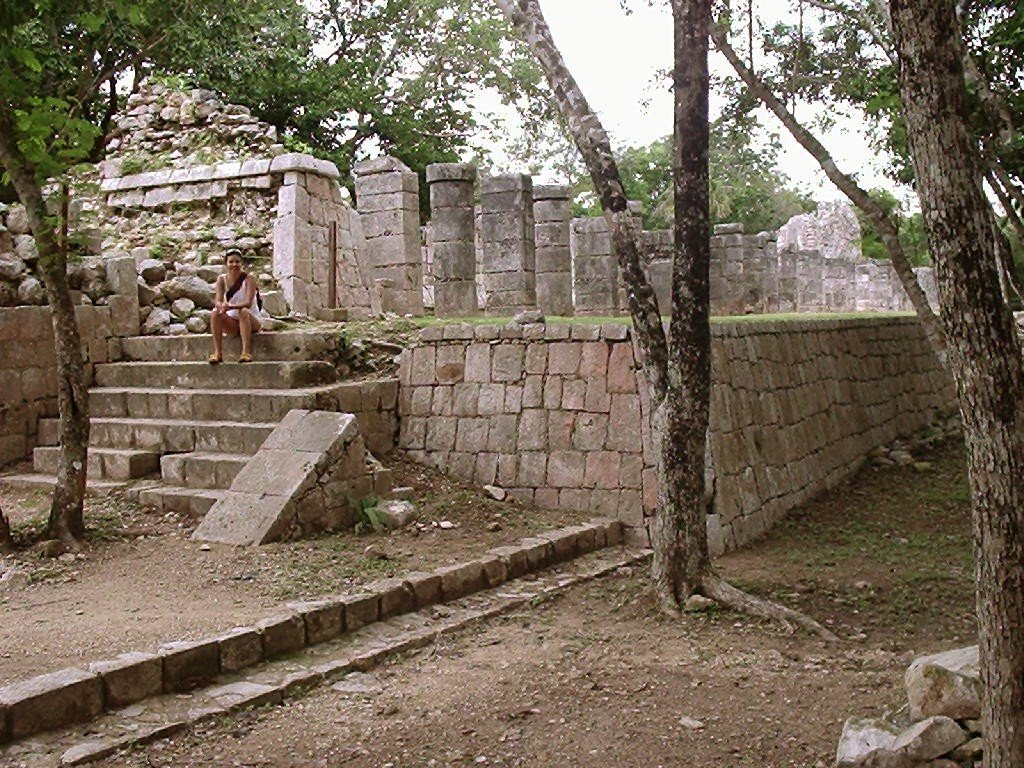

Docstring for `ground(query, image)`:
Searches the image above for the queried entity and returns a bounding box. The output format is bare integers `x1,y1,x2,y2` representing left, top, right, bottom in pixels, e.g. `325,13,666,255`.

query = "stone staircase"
7,330,398,519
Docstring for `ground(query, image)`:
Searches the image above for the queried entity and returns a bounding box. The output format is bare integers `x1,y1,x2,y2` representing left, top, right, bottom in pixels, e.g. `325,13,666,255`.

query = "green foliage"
574,118,813,233
857,189,931,266
354,497,386,535
159,0,552,194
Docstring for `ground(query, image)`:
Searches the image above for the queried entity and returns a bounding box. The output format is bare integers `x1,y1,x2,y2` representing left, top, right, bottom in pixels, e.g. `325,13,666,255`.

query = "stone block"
160,639,220,692
88,652,162,708
403,571,443,608
479,554,509,587
340,592,379,630
435,561,487,601
217,627,264,673
491,344,524,382
487,545,530,579
538,528,579,563
287,600,344,645
0,667,103,739
256,613,307,658
905,646,981,720
516,537,553,571
367,577,416,619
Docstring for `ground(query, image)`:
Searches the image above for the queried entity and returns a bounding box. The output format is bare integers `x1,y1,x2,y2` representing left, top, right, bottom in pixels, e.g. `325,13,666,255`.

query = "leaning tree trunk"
0,114,90,545
710,23,947,362
494,0,836,640
890,3,1024,768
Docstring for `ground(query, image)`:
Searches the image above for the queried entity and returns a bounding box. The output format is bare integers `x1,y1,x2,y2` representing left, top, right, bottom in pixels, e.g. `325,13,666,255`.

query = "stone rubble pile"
0,202,115,308
867,412,962,469
837,646,984,768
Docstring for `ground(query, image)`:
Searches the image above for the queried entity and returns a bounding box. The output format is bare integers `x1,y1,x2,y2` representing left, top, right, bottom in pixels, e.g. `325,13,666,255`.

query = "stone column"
533,184,573,316
479,174,536,314
353,156,424,316
427,163,477,316
571,216,617,315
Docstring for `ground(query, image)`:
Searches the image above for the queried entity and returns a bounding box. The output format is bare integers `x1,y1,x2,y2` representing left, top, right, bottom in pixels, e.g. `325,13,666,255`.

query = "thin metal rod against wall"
328,221,338,308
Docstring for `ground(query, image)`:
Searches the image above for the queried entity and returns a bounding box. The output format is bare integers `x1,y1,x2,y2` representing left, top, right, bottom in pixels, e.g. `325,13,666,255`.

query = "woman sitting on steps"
208,249,261,364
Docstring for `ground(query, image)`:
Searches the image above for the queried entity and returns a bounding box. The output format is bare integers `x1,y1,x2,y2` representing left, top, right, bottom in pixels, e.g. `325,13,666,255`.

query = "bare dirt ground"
0,456,589,684
3,440,973,767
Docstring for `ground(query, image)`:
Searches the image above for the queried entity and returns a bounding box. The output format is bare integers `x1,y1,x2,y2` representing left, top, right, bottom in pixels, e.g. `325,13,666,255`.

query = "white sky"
503,0,901,202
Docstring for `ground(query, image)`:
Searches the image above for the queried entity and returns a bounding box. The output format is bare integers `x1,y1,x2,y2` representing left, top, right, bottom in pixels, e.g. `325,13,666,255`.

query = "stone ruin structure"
0,80,937,340
0,80,954,552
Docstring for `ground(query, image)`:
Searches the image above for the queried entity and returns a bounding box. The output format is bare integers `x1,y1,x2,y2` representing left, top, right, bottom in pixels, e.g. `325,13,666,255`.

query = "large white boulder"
905,645,981,720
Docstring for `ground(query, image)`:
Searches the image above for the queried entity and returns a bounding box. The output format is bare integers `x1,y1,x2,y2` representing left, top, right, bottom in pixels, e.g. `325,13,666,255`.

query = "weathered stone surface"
88,652,162,708
161,275,215,309
0,256,26,281
17,276,45,305
377,498,417,529
435,561,487,601
402,571,443,608
257,613,306,657
835,717,904,768
160,639,220,692
905,645,981,720
139,258,167,284
0,667,103,739
340,592,379,630
287,600,343,645
217,627,264,672
890,717,966,763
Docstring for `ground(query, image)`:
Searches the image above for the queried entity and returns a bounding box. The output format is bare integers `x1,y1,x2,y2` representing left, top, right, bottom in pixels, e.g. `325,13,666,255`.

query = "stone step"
39,417,275,455
88,383,354,422
0,472,126,495
130,484,222,519
159,452,249,490
118,330,345,363
32,446,159,481
94,361,338,390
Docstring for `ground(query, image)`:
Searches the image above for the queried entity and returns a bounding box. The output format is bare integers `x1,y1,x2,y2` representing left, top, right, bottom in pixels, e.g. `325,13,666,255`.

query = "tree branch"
802,0,896,66
710,20,947,361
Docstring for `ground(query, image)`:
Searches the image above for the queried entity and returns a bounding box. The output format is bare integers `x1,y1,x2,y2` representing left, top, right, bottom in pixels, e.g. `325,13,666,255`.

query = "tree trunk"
0,111,90,545
494,0,837,640
649,0,714,606
889,3,1024,768
710,23,948,362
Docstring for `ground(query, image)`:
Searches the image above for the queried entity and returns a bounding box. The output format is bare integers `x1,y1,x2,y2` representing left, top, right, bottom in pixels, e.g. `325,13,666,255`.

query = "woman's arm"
214,275,227,312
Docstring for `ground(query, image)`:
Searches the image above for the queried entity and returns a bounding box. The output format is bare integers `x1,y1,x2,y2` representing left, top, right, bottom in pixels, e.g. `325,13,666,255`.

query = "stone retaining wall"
398,317,955,552
0,257,138,467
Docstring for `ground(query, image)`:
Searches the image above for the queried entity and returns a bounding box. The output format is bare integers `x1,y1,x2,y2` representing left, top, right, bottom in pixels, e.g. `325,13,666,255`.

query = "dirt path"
84,440,976,767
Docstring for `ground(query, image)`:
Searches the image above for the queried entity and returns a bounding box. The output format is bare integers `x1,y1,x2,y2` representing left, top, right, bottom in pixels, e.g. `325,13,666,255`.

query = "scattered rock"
677,716,704,730
170,297,196,320
363,544,387,560
331,672,381,695
160,275,215,309
142,307,172,334
0,568,29,591
388,486,415,501
6,204,31,235
17,276,45,305
511,309,545,325
891,716,966,763
483,485,507,501
376,499,418,530
0,256,26,281
438,520,455,530
138,258,167,284
683,594,716,613
835,717,902,768
39,539,64,558
486,521,502,532
905,646,981,720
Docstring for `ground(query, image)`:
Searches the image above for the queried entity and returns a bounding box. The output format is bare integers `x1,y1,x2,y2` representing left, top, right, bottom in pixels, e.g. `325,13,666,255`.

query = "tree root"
700,572,841,643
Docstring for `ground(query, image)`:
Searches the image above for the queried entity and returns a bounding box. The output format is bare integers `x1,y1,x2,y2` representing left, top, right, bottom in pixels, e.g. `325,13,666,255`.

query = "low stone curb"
0,519,623,749
4,543,647,767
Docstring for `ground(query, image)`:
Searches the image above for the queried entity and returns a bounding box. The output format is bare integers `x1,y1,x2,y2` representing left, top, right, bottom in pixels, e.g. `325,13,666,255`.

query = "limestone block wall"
353,157,424,316
0,256,138,466
398,317,954,553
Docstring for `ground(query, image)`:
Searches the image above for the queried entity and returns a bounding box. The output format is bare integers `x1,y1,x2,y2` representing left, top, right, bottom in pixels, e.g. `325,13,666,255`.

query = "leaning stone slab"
0,667,103,739
160,639,220,693
905,645,981,720
890,716,966,763
88,652,162,708
192,410,369,545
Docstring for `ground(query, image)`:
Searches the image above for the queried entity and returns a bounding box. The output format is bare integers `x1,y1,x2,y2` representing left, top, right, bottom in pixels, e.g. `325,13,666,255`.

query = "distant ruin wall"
398,316,955,553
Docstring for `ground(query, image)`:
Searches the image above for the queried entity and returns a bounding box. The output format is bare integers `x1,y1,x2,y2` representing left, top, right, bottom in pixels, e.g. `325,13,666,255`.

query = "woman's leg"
238,308,257,357
210,309,224,360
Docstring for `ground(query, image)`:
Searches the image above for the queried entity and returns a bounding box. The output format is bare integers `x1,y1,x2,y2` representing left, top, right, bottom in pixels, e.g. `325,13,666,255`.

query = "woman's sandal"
207,354,222,365
238,353,253,363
